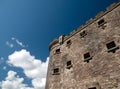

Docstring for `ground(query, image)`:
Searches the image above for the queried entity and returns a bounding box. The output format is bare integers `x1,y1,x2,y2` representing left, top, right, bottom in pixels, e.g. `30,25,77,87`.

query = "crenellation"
106,3,117,11
49,39,59,50
69,30,76,36
95,11,105,19
85,18,94,25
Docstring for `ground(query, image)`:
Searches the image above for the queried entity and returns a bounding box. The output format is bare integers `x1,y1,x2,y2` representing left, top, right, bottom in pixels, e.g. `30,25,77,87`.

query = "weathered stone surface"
46,1,120,89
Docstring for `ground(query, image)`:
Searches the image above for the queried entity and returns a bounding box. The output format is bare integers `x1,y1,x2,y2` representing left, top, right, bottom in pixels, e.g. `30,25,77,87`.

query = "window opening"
66,61,72,69
106,41,119,53
98,19,105,26
80,30,87,38
53,68,59,75
55,49,60,54
66,40,72,48
98,19,107,29
84,52,92,62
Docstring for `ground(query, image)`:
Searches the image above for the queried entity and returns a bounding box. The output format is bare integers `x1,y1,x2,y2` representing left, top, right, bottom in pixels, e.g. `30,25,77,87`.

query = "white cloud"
6,41,14,48
16,39,25,47
1,57,4,60
7,49,49,89
6,37,28,48
0,57,4,64
32,78,46,89
11,37,15,40
0,70,33,89
3,66,7,70
11,37,27,48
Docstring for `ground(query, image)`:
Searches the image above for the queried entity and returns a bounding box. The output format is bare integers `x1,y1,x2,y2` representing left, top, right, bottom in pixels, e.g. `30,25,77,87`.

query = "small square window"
106,41,119,53
84,52,92,62
66,40,72,48
84,52,90,59
106,41,116,49
67,61,71,66
67,40,71,45
53,68,59,75
88,87,96,89
98,19,106,28
80,31,87,38
55,49,60,54
98,19,105,25
66,61,72,69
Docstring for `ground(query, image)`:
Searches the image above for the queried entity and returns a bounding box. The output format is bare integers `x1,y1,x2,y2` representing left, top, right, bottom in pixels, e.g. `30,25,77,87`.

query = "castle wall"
46,1,120,89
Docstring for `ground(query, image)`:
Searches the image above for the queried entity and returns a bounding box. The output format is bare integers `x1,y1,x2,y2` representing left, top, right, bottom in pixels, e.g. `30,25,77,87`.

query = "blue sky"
0,0,118,89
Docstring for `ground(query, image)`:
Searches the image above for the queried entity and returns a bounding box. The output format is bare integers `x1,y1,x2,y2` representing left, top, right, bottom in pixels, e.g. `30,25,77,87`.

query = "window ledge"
66,65,72,69
52,73,60,75
107,46,119,53
98,22,107,27
84,57,92,62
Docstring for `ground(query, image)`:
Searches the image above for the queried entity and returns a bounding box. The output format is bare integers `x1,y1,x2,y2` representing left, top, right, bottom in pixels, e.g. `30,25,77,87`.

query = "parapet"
49,39,59,50
49,0,120,51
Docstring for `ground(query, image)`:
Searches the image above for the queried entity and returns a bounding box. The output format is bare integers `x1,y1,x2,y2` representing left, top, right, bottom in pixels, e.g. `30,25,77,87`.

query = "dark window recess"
66,40,72,48
88,87,96,89
53,68,59,75
106,41,119,53
55,49,60,54
80,31,87,38
84,52,92,62
98,19,106,27
66,61,72,69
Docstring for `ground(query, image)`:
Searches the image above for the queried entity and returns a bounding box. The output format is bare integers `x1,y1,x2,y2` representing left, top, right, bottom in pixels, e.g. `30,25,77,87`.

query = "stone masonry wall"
45,1,120,89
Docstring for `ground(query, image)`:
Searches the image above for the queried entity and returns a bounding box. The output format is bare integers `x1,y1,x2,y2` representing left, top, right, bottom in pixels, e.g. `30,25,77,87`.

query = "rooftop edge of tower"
49,0,120,51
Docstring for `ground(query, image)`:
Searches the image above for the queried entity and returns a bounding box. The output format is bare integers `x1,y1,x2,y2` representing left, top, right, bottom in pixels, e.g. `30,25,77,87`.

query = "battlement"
49,0,120,51
49,39,59,50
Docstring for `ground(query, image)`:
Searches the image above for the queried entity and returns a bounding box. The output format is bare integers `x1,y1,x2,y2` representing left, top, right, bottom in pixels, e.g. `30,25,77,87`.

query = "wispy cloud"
11,37,27,48
0,57,5,64
3,66,7,70
6,41,14,48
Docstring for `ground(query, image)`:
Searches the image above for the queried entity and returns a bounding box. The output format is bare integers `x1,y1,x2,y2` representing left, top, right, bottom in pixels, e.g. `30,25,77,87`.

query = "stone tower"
45,1,120,89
